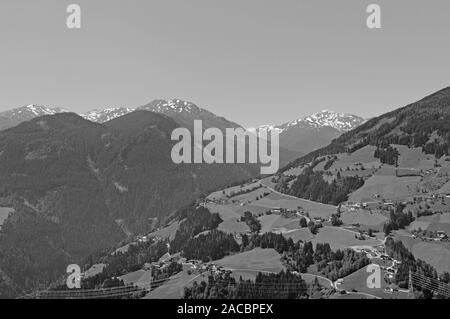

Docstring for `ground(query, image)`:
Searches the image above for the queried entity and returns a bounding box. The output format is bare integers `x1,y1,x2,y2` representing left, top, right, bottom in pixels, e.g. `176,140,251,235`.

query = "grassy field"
394,233,450,274
257,215,301,234
206,203,243,221
411,242,450,274
331,145,379,170
439,180,450,193
144,271,206,299
349,175,421,203
283,166,305,177
250,192,336,219
119,269,153,286
0,207,14,228
338,265,408,299
235,204,271,216
300,273,333,288
207,182,262,200
341,210,388,231
218,220,250,234
409,213,450,235
206,202,251,234
83,263,106,278
216,248,284,273
283,228,315,242
395,145,435,170
149,221,181,240
285,226,381,250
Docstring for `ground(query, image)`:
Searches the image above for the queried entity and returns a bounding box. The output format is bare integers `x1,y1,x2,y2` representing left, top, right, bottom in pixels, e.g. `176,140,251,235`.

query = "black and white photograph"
0,0,449,305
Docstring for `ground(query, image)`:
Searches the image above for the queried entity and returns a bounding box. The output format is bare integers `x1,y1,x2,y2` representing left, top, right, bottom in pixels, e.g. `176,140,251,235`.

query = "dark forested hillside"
276,167,365,205
0,111,259,296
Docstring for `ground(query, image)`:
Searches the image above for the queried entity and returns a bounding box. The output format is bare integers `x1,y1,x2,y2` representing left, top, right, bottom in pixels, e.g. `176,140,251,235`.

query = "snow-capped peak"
2,104,68,120
138,99,202,115
81,107,135,123
252,110,364,133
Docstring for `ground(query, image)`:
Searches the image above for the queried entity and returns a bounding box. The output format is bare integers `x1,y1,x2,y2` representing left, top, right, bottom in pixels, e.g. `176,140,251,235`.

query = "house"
437,231,448,240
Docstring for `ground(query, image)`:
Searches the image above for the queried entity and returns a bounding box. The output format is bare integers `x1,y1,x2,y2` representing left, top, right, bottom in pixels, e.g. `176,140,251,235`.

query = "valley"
2,88,450,300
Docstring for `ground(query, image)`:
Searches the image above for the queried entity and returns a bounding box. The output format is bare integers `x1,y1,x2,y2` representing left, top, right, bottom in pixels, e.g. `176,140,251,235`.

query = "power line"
410,271,450,298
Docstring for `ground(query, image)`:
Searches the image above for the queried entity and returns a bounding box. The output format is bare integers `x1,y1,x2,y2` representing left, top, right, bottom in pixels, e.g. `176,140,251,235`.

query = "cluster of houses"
343,200,397,212
411,230,448,242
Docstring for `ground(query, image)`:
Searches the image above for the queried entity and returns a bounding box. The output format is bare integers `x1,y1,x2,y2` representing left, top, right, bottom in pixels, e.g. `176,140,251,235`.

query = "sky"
0,0,449,128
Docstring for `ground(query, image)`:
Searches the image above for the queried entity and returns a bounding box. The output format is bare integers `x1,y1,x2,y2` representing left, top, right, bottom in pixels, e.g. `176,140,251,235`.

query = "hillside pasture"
218,220,250,234
258,214,300,234
283,165,305,177
149,220,181,240
409,213,450,236
411,242,450,274
394,233,450,274
216,248,284,274
439,180,450,193
0,207,14,228
348,175,421,203
119,269,153,287
206,203,243,221
283,228,315,242
207,182,262,200
235,204,271,216
395,145,435,170
341,210,388,231
230,187,269,203
300,273,333,288
250,192,336,219
311,227,381,250
144,271,206,299
330,145,379,170
338,265,408,299
83,263,106,278
285,226,380,250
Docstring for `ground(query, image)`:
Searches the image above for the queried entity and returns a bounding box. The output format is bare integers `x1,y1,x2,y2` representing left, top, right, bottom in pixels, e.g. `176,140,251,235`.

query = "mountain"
0,105,67,131
81,107,135,123
0,99,245,131
273,88,450,276
282,87,450,172
137,99,242,131
253,110,365,155
0,111,259,296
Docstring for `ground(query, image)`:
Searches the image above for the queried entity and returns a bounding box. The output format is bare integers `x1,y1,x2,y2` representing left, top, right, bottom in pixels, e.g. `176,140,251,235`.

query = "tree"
241,234,249,249
308,221,319,235
299,217,308,228
331,214,343,226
